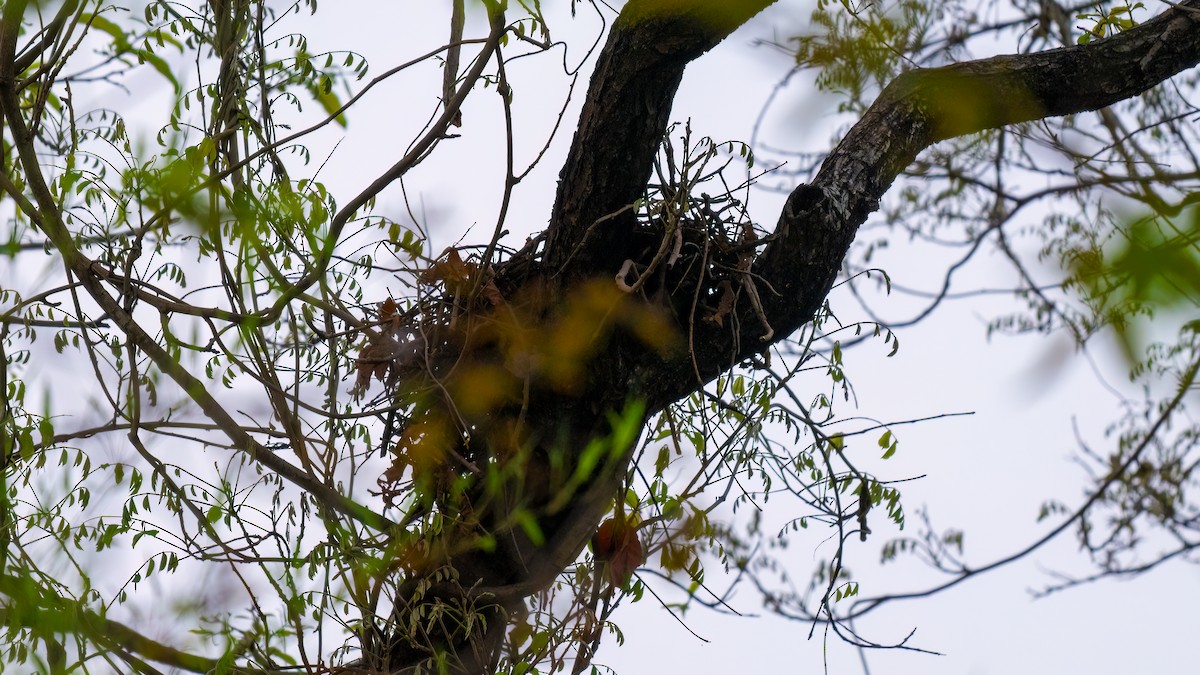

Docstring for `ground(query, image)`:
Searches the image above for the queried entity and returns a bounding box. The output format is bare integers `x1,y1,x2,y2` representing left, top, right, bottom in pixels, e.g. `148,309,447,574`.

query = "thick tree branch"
8,0,1200,671
543,0,774,279
634,0,1200,408
444,0,1200,640
755,0,1200,359
401,5,1200,672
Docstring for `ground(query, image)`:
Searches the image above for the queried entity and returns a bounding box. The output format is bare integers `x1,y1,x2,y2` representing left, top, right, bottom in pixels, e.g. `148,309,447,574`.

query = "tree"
2,0,1199,672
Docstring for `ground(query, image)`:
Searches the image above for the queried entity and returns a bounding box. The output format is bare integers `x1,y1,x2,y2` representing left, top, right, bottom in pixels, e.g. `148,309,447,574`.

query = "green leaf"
134,48,180,92
1068,208,1200,364
608,399,646,452
38,417,54,446
18,429,34,461
514,510,545,547
84,14,180,92
308,83,347,127
654,445,670,476
879,430,897,459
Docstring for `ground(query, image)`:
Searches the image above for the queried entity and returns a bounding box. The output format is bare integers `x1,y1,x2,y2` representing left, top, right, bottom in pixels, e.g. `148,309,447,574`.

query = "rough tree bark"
5,0,1200,672
361,0,1200,671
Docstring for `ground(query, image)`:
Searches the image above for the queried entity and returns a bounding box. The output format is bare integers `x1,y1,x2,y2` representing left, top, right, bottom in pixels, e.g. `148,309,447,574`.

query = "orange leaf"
380,296,398,322
592,516,643,587
354,339,390,393
707,280,735,327
420,247,475,291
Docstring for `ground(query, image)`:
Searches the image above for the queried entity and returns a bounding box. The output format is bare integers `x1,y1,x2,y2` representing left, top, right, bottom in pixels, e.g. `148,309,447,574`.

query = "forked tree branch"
473,0,1200,661
364,1,1200,670
6,0,1200,671
625,0,1200,407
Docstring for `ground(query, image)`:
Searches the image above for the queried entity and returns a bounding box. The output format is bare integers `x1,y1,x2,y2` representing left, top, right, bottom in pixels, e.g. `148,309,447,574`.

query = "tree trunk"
371,1,1200,671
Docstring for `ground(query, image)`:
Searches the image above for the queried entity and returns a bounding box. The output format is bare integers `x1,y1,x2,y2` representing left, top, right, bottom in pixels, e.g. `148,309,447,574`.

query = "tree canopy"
2,0,1199,673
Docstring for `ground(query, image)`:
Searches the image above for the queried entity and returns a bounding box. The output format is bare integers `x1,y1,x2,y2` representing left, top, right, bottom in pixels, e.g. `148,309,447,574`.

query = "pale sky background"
26,0,1199,673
